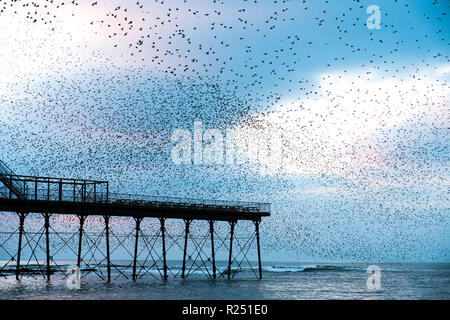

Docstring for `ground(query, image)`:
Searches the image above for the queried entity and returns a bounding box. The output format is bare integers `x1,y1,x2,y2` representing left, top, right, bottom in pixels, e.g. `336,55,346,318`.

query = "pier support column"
227,221,236,280
77,215,86,268
160,218,168,280
44,213,51,281
254,220,262,279
132,217,142,280
104,216,111,282
209,220,216,279
15,212,26,280
181,219,191,279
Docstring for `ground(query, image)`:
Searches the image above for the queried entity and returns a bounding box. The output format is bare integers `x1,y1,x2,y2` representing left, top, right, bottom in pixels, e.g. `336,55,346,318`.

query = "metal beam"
254,220,262,279
228,221,236,280
0,198,269,222
77,215,85,268
15,212,26,280
160,218,168,280
132,217,141,280
104,215,111,282
44,213,51,281
181,219,190,279
209,220,216,279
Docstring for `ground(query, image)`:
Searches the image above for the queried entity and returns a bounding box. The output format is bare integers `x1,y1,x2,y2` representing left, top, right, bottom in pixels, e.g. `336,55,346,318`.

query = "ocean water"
0,261,449,300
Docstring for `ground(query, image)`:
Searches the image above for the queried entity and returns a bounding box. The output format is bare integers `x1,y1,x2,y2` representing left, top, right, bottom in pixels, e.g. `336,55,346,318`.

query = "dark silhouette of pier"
0,160,270,281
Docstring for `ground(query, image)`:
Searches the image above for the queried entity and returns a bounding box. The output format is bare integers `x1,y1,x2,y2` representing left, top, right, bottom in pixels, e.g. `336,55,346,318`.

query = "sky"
0,0,449,262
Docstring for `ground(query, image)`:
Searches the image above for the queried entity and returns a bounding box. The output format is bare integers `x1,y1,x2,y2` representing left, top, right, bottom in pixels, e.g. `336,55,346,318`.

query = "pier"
0,160,270,281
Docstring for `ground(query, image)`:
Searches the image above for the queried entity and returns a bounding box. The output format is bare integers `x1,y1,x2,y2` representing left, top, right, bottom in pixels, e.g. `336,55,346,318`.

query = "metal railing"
0,174,108,203
0,184,270,214
108,193,271,213
0,161,26,199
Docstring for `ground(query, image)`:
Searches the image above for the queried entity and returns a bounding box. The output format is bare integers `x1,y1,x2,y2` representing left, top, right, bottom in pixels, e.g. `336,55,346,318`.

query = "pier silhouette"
0,160,270,281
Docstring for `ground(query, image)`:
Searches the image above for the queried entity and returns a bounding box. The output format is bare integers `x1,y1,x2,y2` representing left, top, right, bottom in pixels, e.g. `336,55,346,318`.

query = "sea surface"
0,261,449,300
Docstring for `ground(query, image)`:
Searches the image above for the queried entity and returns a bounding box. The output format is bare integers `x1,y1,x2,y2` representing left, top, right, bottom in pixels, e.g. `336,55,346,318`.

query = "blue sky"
0,0,449,262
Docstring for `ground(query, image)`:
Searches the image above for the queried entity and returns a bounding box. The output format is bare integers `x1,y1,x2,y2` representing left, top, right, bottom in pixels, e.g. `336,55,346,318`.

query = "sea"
0,261,449,300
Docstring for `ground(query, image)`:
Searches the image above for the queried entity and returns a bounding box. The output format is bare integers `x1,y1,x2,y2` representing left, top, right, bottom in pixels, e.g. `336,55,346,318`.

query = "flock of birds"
0,0,449,261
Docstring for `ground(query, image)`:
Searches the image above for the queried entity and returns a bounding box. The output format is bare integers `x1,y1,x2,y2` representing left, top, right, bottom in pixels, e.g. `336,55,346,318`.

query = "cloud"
232,64,450,182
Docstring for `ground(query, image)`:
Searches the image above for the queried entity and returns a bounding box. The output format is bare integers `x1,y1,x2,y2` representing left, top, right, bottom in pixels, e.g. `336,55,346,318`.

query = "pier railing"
0,175,270,214
108,193,270,213
0,161,26,199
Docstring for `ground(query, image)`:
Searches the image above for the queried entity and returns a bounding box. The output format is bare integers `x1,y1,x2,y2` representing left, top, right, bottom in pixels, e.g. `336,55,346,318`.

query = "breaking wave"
263,265,367,273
